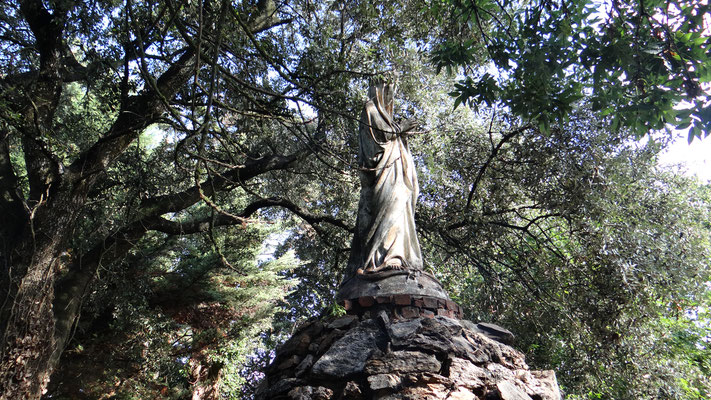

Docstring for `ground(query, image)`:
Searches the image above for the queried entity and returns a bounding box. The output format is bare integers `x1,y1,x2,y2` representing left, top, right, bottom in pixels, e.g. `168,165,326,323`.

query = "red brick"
422,297,438,309
343,299,353,311
437,308,448,316
446,300,457,310
358,296,375,307
422,309,435,318
393,294,411,305
413,298,425,307
376,295,392,304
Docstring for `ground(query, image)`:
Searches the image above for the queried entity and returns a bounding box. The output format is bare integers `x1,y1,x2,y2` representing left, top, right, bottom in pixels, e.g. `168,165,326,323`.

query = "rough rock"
495,380,533,400
327,314,359,330
257,315,562,400
530,370,562,400
341,381,363,399
477,322,515,345
294,354,314,378
311,320,387,378
364,350,440,374
287,385,333,400
449,357,487,388
368,373,402,390
447,387,478,400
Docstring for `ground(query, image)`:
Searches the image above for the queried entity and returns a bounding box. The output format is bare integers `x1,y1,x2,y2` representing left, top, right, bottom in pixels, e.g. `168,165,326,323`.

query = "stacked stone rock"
257,311,561,400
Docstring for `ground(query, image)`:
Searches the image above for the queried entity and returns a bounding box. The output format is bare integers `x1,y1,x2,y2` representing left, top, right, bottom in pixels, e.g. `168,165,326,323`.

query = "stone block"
312,321,386,378
278,355,302,370
496,380,533,400
317,329,345,355
368,374,402,390
288,385,333,400
423,309,435,318
446,300,457,310
365,350,441,375
413,297,425,307
460,319,479,332
387,319,422,344
477,322,515,345
259,378,303,398
259,314,562,400
447,388,478,400
341,381,362,399
327,315,358,330
375,310,390,327
277,332,311,357
530,371,561,400
295,354,314,377
401,383,448,399
448,357,487,389
487,363,516,382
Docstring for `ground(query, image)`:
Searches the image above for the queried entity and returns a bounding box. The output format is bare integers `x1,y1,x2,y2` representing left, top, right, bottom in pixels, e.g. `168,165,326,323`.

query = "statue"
337,82,449,301
347,82,422,275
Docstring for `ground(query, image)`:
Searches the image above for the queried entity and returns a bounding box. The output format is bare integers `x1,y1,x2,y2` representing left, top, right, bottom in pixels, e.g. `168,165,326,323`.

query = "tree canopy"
0,0,708,399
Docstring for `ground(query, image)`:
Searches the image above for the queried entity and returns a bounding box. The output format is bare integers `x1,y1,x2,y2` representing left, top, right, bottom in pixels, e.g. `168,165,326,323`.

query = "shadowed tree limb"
465,125,531,210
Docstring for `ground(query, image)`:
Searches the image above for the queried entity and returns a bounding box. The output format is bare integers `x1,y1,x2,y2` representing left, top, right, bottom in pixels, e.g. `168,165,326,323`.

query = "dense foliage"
0,0,708,399
433,0,711,140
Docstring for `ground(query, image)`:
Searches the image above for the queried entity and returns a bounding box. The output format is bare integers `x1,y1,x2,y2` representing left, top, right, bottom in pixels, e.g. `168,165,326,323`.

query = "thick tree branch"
137,149,309,218
15,0,73,204
52,165,351,355
0,132,24,209
0,131,27,251
465,125,531,210
67,49,197,184
241,197,353,232
52,148,308,357
51,218,153,365
19,0,69,73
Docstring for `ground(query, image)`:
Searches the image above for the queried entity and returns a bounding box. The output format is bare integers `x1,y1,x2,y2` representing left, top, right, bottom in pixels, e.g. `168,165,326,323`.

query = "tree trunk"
0,188,77,399
190,356,223,400
0,1,288,397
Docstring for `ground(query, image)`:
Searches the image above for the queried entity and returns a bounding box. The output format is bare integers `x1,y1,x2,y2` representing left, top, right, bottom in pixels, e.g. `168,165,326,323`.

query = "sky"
658,134,711,183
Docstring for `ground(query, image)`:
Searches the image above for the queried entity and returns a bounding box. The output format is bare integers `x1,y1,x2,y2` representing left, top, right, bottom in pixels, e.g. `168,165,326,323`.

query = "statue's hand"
399,118,419,134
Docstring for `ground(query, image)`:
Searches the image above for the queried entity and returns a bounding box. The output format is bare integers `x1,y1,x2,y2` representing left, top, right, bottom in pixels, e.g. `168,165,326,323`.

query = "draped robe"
346,84,423,275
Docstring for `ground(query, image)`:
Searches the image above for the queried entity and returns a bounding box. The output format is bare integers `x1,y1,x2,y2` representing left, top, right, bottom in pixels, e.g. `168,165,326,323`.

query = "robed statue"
337,82,448,301
348,82,422,274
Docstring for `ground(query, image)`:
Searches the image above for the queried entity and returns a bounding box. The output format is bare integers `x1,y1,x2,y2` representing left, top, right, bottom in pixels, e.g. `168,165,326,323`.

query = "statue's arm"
398,118,419,135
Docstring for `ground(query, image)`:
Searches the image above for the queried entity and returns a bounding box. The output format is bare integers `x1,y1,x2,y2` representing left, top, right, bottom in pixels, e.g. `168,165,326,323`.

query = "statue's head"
368,80,396,116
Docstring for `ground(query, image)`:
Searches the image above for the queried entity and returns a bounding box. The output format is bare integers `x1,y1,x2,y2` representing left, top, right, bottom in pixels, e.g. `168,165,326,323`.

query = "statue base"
336,270,450,303
256,312,561,400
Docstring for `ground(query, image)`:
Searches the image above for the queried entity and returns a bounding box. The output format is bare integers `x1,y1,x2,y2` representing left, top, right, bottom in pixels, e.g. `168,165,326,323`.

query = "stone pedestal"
257,312,561,400
337,271,451,303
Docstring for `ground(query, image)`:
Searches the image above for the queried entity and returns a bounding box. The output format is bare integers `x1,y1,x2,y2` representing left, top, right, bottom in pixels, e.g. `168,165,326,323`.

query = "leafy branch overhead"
433,0,711,140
